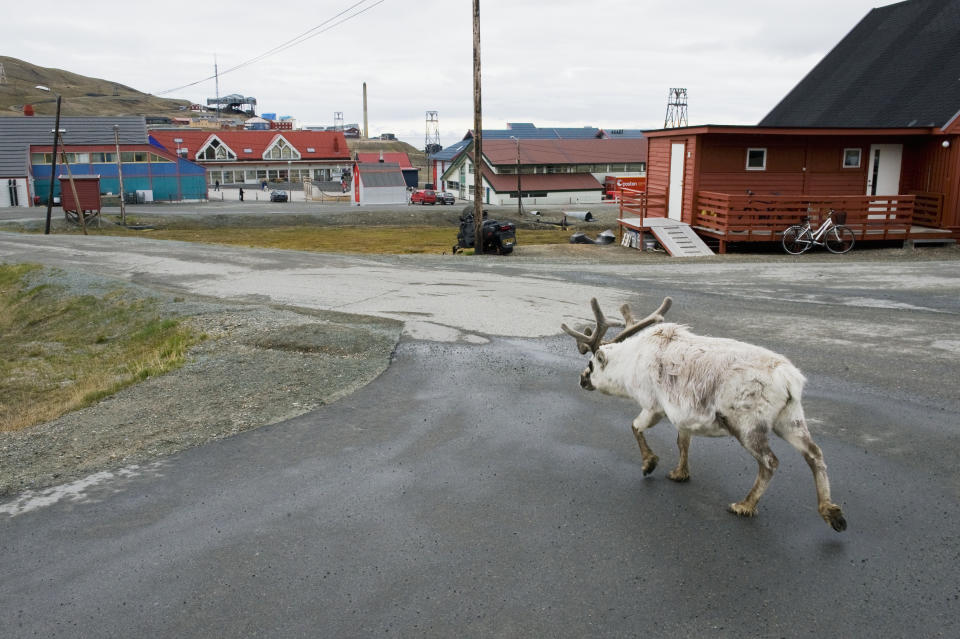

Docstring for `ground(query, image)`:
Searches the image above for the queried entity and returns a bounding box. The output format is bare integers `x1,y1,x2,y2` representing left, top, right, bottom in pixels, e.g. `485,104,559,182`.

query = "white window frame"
842,147,862,169
195,136,237,162
745,148,767,171
262,135,302,161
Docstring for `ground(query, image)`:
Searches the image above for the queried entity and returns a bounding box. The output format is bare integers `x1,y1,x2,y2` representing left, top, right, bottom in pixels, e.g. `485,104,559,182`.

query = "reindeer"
562,297,846,532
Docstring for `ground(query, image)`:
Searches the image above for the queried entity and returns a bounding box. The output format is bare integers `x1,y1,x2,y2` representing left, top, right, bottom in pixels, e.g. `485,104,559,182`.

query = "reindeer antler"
611,297,672,344
562,297,672,354
561,297,613,354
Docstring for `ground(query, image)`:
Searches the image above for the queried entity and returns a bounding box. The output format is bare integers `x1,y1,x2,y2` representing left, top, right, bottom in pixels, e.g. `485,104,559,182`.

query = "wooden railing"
906,190,943,227
694,192,915,242
618,187,665,221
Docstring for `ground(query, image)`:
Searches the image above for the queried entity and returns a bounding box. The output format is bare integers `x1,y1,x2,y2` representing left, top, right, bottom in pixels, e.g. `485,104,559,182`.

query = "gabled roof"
0,116,147,176
356,152,413,169
149,129,351,161
478,138,647,165
464,122,602,140
761,0,960,129
599,129,646,139
356,162,406,188
428,138,470,162
481,168,603,193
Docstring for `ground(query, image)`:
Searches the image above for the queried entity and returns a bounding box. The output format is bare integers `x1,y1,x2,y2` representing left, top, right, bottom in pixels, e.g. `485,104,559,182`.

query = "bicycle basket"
832,210,847,225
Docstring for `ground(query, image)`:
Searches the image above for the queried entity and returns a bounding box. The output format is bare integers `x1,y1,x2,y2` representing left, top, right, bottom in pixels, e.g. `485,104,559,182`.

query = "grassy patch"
94,225,573,254
0,265,200,432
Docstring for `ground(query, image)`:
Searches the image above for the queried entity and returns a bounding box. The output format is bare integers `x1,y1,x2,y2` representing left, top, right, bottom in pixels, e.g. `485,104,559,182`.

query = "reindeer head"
561,297,672,391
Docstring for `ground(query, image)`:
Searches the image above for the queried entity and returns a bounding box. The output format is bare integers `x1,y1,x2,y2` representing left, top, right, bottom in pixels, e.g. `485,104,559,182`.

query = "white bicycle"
781,210,855,255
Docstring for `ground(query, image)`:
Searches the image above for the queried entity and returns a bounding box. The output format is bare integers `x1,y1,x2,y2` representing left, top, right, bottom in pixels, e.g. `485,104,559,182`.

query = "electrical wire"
156,0,385,96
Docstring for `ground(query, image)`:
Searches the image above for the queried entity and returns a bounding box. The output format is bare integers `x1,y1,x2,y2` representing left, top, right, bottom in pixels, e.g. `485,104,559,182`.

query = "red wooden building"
622,0,960,253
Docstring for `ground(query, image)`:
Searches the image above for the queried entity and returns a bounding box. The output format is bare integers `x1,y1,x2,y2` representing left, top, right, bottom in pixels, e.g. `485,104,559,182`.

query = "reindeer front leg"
667,430,692,482
631,409,663,475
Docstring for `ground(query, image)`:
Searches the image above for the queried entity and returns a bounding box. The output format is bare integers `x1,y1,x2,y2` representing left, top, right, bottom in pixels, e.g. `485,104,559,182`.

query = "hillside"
0,56,191,118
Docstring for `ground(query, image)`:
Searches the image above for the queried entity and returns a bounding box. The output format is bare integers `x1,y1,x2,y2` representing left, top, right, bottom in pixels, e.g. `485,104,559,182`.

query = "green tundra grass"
0,264,200,432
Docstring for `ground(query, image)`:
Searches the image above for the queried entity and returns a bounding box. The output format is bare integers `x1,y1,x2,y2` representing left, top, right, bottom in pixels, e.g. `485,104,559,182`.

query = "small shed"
59,174,102,224
354,162,408,205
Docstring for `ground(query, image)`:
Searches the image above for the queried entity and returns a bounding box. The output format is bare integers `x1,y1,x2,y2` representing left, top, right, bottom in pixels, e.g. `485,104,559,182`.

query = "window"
843,148,862,168
90,152,116,163
263,137,301,160
199,138,236,161
150,153,172,163
121,151,149,163
746,148,767,170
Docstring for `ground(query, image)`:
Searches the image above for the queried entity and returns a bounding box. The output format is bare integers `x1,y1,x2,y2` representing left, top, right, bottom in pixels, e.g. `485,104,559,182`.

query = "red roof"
479,138,647,165
356,152,414,169
150,130,351,161
478,162,602,192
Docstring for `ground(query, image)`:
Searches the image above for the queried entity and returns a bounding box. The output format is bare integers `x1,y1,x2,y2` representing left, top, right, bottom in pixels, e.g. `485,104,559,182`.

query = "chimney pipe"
363,82,368,140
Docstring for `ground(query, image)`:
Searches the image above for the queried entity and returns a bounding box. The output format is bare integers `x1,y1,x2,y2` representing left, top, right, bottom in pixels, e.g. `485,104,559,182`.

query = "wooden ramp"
642,218,714,257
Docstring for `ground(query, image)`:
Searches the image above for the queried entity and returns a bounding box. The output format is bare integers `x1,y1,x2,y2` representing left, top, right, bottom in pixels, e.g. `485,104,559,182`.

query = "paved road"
1,232,958,637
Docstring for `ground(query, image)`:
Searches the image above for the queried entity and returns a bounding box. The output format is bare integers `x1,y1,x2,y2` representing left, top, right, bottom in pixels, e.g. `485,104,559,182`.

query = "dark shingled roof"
760,0,960,129
0,116,147,177
357,162,406,188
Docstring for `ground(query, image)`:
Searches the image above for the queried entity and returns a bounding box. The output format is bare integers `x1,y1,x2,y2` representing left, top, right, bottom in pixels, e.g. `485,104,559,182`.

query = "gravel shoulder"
0,278,401,497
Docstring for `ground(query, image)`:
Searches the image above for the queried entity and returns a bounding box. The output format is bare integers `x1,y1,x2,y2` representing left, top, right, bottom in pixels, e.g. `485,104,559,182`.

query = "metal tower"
334,111,344,131
664,88,689,128
425,111,441,154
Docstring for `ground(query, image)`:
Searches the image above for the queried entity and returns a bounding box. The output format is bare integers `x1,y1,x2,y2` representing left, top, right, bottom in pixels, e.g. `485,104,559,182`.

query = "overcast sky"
3,0,893,147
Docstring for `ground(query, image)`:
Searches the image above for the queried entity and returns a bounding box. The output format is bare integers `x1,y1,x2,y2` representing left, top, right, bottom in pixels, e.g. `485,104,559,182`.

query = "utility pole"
45,94,62,235
472,0,483,254
511,135,522,217
113,125,126,225
57,131,87,235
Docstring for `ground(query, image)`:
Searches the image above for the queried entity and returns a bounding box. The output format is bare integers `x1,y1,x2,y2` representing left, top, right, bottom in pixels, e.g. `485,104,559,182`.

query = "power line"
156,0,386,96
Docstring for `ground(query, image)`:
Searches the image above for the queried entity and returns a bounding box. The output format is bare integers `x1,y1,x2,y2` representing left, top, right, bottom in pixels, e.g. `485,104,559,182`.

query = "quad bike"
452,207,516,255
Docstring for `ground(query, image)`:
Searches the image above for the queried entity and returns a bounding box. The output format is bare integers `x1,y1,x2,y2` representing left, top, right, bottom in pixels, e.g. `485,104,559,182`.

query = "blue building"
0,116,207,206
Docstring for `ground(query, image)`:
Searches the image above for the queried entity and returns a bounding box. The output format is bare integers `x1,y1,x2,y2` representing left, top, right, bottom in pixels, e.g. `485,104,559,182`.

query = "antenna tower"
664,88,689,128
334,111,344,131
425,110,440,154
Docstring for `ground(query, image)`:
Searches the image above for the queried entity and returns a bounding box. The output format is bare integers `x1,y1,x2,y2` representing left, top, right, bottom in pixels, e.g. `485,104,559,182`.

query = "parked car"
270,190,288,202
410,189,437,205
436,191,456,205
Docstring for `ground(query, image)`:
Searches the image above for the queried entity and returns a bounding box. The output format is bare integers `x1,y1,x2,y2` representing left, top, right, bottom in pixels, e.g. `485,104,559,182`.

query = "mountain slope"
0,56,190,118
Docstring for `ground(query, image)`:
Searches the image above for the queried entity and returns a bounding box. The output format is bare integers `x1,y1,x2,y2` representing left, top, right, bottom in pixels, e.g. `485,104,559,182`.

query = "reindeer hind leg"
774,415,847,532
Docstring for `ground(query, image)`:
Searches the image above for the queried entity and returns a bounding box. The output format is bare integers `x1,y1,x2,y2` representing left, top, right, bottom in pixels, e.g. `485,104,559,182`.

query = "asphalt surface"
1,231,959,637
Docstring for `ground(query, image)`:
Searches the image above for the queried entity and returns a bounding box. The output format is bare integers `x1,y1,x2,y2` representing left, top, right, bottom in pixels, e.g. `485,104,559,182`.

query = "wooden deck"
618,189,957,254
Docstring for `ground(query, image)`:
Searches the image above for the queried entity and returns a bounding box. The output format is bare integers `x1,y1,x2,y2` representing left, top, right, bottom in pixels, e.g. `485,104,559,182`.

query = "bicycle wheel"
782,226,812,254
824,225,855,254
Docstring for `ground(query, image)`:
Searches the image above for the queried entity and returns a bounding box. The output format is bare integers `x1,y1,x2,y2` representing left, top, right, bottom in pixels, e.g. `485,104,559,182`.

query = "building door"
668,142,685,221
866,144,902,196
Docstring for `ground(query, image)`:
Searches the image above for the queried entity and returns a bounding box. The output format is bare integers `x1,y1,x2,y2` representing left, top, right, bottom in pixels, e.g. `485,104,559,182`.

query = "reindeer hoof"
667,469,690,482
642,455,659,476
728,502,756,517
821,504,847,532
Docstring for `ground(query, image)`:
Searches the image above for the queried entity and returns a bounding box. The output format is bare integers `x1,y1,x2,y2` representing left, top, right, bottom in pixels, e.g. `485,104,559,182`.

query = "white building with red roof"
150,130,352,187
355,151,420,188
441,138,647,205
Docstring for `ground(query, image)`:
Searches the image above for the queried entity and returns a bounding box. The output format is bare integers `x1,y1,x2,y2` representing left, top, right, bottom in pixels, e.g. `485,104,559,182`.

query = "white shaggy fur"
578,320,846,531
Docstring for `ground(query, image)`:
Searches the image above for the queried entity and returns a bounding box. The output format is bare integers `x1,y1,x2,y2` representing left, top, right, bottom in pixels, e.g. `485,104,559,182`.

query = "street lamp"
287,160,292,202
510,135,522,217
35,85,61,234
